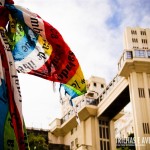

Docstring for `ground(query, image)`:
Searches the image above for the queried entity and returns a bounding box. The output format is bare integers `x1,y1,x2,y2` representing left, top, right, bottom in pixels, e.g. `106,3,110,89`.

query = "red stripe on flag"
0,41,26,150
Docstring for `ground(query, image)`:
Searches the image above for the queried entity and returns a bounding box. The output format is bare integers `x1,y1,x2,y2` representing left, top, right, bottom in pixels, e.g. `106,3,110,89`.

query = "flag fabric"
6,4,86,96
0,29,29,149
0,0,86,149
0,1,29,149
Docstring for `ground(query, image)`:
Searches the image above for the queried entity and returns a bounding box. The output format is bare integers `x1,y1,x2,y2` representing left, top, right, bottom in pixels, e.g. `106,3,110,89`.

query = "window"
141,31,146,35
132,38,138,43
135,50,145,58
143,123,150,134
87,92,94,97
93,82,97,87
131,30,137,35
126,51,133,59
142,39,147,43
99,119,110,150
147,51,150,58
138,88,145,98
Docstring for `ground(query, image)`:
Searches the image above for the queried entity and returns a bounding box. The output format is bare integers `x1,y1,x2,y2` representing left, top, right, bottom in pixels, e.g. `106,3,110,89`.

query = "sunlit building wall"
49,27,150,150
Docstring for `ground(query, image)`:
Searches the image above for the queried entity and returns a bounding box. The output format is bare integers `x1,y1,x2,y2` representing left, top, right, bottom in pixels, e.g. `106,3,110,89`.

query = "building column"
90,117,101,150
128,72,150,150
95,117,101,150
80,121,85,145
109,120,116,150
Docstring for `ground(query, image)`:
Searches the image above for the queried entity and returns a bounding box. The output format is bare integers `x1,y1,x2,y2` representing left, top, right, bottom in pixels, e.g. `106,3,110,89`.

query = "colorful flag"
0,30,29,149
0,0,86,149
6,4,86,97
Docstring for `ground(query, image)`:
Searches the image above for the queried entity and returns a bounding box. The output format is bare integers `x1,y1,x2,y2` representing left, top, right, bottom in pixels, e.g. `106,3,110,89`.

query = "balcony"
61,98,98,124
49,118,62,135
49,98,97,136
118,49,150,77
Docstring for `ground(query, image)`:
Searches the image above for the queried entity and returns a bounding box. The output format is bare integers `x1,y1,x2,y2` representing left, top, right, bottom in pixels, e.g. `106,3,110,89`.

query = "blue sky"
14,0,150,129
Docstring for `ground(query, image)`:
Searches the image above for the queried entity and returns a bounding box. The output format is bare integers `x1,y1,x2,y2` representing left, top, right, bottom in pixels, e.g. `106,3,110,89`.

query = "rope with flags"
0,0,86,149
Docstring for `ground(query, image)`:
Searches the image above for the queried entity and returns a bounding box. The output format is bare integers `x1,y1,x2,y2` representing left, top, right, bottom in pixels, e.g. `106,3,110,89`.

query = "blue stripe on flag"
0,79,9,149
5,4,24,22
63,84,79,100
12,34,36,61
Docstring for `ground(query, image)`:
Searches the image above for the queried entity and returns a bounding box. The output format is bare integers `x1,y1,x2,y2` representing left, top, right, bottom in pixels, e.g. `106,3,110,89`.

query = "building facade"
118,27,150,150
49,27,150,150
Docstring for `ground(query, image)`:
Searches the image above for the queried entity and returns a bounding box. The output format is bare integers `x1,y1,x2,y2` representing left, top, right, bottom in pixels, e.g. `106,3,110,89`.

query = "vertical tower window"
131,30,137,35
132,38,138,43
138,88,145,98
143,123,150,134
142,39,147,44
141,31,146,35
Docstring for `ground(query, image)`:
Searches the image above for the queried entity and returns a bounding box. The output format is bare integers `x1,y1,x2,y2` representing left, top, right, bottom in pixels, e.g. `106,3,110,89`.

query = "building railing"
118,49,150,71
61,98,98,124
97,75,122,103
60,74,123,125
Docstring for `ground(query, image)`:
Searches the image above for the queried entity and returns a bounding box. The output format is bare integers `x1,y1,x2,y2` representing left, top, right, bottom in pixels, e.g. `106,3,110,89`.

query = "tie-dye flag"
0,0,86,149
